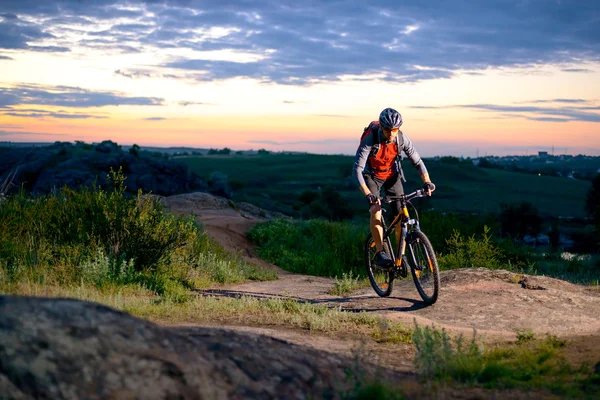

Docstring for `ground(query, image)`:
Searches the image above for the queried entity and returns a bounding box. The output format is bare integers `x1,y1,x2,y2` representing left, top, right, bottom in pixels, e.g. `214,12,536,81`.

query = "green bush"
413,323,596,396
294,186,354,221
499,202,543,239
438,226,504,270
413,210,500,256
249,215,598,285
0,168,275,297
248,218,365,277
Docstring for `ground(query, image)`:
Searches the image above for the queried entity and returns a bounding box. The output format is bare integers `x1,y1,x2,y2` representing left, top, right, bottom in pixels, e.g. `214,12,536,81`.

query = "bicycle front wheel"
365,233,395,297
406,231,440,304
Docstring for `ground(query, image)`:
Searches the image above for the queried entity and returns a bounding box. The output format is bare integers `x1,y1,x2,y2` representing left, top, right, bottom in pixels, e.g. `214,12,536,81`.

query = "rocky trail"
3,192,600,399
162,193,600,361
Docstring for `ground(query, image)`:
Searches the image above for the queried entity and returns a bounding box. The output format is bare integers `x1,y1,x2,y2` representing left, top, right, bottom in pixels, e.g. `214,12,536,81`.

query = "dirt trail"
162,192,600,358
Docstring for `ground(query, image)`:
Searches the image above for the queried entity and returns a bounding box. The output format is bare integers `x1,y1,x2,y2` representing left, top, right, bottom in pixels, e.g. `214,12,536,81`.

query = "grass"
247,218,366,278
179,153,592,218
342,381,406,400
0,278,412,344
248,217,600,285
3,271,598,398
515,328,536,344
329,272,370,296
0,168,276,301
412,323,600,398
526,252,600,285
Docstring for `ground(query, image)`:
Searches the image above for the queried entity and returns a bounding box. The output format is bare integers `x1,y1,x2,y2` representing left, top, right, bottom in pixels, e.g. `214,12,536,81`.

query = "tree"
295,186,354,221
208,171,232,199
129,144,140,157
585,173,600,220
499,202,543,239
585,173,600,248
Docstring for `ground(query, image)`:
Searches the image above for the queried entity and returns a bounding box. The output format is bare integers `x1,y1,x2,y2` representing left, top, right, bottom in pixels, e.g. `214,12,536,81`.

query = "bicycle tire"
365,233,395,297
406,231,440,304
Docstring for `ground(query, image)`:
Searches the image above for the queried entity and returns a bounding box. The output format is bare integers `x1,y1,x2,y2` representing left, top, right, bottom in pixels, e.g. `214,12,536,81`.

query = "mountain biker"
353,107,435,268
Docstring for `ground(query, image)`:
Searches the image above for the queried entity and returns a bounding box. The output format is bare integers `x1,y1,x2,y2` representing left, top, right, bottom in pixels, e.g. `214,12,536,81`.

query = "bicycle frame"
365,188,440,303
380,190,426,269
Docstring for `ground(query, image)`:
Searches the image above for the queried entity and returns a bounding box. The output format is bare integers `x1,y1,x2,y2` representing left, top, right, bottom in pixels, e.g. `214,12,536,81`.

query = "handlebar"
382,189,430,204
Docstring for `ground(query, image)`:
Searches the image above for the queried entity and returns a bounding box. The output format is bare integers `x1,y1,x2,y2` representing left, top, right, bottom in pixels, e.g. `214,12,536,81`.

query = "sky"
0,0,599,157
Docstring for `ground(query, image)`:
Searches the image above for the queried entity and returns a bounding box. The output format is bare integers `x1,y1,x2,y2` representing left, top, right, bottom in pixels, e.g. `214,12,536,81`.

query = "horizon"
2,139,598,159
1,1,599,157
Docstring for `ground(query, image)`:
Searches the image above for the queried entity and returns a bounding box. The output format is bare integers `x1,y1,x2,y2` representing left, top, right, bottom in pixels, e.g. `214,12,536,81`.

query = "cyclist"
353,107,435,268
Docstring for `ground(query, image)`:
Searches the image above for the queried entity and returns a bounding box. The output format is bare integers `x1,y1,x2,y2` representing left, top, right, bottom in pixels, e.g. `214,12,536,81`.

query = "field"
178,153,592,219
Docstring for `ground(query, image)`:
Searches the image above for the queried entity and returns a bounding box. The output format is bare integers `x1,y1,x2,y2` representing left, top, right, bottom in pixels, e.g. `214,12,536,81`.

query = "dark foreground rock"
0,296,406,400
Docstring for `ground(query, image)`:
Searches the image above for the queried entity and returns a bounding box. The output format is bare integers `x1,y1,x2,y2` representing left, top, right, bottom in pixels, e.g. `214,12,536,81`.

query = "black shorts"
363,173,404,216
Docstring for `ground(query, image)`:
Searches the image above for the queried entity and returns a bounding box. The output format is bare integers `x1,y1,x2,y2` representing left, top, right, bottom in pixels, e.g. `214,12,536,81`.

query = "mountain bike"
364,189,440,304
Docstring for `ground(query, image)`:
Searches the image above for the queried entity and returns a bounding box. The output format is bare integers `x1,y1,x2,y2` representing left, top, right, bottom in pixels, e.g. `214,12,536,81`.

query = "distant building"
538,151,548,157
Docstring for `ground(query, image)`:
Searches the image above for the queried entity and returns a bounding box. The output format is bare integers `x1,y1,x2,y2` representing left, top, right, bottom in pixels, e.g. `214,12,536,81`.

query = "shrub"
413,323,595,395
294,186,354,221
0,168,274,296
438,226,503,270
499,202,543,239
248,218,365,277
328,272,366,296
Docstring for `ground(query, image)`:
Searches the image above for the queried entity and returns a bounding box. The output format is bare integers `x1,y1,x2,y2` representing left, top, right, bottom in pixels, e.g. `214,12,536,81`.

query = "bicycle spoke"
406,232,440,304
365,235,394,297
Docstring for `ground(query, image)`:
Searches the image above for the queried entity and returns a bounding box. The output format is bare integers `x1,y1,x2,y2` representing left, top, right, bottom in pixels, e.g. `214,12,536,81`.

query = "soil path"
162,192,600,360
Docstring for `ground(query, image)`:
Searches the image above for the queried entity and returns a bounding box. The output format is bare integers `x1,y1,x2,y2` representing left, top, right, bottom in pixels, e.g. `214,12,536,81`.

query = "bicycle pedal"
395,267,408,279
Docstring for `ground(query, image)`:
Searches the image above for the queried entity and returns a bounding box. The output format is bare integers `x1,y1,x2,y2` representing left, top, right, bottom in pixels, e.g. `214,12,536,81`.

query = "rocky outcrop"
0,141,208,196
0,296,401,399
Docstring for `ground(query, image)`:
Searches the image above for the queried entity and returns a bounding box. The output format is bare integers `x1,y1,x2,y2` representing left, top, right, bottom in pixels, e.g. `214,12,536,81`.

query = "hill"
0,141,207,196
178,153,592,219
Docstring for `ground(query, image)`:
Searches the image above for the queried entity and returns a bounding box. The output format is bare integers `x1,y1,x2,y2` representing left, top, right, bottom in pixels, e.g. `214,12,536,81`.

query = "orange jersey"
368,140,399,180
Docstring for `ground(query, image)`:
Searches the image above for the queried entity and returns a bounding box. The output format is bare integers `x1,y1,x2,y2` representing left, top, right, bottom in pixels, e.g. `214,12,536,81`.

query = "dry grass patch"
1,280,412,344
130,294,413,343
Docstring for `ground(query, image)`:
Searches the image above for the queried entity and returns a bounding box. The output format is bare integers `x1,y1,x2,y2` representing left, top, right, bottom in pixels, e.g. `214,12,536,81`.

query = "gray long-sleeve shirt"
352,128,428,187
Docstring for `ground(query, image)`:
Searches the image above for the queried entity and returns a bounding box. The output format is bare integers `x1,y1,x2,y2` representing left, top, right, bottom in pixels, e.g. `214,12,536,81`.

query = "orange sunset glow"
1,1,599,157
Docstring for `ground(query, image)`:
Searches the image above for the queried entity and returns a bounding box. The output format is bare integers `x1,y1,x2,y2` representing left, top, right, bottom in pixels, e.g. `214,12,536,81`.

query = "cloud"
114,69,154,79
178,101,215,106
0,55,14,60
1,106,108,119
0,1,597,85
249,138,356,146
0,129,67,137
142,117,166,121
561,68,593,73
0,123,23,129
0,84,164,108
526,99,589,104
410,99,600,123
313,114,353,118
115,68,200,81
458,104,600,123
0,12,69,52
27,45,70,52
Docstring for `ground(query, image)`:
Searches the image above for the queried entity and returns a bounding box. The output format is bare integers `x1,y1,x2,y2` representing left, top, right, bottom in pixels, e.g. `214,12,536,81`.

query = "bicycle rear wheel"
365,233,395,297
406,231,440,304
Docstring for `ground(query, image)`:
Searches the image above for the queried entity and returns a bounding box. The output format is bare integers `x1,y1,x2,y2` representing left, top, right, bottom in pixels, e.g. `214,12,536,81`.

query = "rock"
0,296,399,399
518,275,547,290
0,142,208,197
